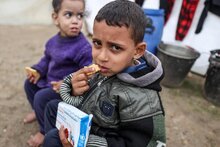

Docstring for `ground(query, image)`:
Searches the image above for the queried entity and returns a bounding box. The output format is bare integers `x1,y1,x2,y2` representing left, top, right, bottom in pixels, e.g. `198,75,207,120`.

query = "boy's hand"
59,125,74,147
71,67,95,96
51,80,63,93
25,67,40,84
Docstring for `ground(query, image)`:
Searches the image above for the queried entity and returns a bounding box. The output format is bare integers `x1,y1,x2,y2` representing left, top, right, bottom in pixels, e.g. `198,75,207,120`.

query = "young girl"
24,0,92,146
43,0,166,147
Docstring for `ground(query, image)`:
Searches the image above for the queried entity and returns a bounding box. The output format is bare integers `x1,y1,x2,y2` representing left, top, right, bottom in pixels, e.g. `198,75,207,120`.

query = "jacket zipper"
78,76,115,109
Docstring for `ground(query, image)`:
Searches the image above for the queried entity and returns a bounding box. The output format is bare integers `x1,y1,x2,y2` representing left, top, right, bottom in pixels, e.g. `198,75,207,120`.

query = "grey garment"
80,52,164,128
80,75,163,128
117,51,163,87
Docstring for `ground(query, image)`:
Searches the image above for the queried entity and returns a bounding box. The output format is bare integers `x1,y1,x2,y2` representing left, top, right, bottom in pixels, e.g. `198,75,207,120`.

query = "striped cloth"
60,74,83,106
87,135,108,147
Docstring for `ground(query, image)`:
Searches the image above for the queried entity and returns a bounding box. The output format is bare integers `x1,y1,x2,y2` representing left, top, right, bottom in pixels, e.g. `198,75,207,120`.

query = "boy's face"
92,20,145,77
52,0,84,37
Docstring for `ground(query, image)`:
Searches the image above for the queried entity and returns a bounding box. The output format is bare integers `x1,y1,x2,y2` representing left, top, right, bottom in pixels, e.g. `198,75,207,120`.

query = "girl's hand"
59,126,74,147
26,68,40,84
51,80,63,93
71,67,95,96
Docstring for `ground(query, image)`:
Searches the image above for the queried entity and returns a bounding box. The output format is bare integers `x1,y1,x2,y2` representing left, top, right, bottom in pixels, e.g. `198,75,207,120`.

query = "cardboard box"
56,102,93,147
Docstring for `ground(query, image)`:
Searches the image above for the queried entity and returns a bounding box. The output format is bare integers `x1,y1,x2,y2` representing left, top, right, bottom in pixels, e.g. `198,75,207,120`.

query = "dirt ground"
0,25,220,147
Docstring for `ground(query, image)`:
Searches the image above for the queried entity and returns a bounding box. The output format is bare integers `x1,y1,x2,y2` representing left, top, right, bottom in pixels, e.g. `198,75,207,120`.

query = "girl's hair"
52,0,85,13
95,0,151,45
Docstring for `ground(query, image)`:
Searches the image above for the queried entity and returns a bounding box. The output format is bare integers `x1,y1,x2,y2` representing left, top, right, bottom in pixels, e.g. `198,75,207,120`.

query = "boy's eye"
111,45,121,52
92,40,102,47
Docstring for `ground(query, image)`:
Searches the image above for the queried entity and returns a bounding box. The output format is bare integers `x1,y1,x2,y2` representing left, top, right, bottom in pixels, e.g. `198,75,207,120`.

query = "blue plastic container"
143,9,164,54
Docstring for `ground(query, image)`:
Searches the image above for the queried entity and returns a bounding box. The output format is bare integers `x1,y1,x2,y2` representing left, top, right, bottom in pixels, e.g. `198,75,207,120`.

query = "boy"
43,0,166,147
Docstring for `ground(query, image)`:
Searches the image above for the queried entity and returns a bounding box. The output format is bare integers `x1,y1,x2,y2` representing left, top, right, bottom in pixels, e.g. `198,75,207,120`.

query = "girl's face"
92,20,145,77
52,0,84,37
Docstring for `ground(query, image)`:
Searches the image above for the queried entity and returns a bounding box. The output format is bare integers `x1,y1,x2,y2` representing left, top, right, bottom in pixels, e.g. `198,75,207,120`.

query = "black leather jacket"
60,51,166,147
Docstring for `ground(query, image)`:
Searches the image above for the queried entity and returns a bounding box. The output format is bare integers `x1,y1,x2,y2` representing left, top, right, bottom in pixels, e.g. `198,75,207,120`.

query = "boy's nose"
98,49,108,61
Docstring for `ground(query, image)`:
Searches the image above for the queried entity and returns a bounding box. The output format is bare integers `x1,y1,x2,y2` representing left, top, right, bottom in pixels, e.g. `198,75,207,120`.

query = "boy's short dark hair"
52,0,85,13
95,0,148,44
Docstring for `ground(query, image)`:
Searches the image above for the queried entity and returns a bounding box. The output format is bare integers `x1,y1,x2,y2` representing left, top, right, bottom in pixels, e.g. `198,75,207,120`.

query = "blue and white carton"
56,102,93,147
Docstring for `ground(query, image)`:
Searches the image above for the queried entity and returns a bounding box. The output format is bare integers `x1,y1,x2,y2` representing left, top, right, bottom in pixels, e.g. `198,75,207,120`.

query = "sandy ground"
0,25,220,147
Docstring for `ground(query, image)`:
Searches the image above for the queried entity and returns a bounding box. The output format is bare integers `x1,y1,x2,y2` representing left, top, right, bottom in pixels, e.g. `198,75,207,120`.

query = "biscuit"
86,64,100,76
25,67,38,77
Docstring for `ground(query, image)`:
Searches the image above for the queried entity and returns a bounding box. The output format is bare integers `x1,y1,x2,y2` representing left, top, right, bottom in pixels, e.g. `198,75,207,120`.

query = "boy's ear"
134,42,146,59
52,13,59,26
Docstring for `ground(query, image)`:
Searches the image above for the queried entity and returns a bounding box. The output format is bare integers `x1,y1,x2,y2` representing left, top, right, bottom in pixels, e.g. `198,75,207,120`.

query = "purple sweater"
32,32,92,88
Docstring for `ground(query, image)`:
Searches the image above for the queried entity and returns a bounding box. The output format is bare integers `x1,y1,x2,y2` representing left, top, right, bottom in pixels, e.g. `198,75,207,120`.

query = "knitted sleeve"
32,49,50,77
32,38,52,77
87,134,108,147
59,74,83,106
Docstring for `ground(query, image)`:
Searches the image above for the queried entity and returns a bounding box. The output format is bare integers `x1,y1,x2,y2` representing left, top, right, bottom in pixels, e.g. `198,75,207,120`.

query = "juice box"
56,102,93,147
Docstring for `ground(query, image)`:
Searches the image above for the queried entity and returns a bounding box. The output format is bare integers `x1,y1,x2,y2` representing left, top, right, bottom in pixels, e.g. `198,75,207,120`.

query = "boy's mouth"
99,65,109,73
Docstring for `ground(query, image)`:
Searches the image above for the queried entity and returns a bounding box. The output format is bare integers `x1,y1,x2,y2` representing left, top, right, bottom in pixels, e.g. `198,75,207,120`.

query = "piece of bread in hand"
25,67,38,77
85,64,100,76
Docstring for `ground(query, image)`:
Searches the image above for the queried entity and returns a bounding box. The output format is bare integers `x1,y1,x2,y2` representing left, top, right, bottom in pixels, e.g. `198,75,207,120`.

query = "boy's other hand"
71,67,94,96
59,125,74,147
51,80,63,93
